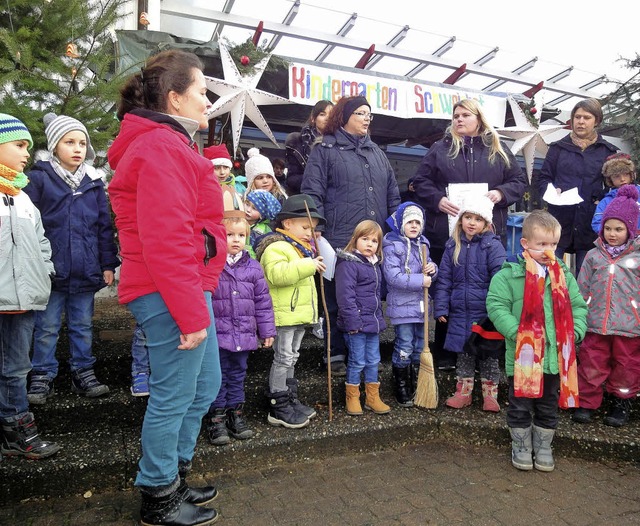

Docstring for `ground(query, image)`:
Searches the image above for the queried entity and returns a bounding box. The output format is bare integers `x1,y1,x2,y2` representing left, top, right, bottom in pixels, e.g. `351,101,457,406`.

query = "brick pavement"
1,439,638,525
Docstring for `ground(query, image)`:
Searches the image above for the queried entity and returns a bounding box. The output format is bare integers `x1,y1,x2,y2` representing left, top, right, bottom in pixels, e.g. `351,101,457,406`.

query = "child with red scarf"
574,185,640,427
487,210,587,472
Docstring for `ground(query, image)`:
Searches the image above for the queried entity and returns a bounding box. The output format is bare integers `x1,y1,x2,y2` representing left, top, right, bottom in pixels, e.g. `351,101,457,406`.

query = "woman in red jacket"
108,50,225,526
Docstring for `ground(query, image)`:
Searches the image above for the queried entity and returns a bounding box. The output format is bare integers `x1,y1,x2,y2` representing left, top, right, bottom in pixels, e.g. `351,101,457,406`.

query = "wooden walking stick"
414,244,438,408
304,201,333,420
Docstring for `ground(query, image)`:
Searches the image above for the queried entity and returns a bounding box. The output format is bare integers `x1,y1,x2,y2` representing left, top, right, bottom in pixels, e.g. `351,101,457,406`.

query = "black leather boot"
392,366,413,407
409,363,420,398
178,462,218,507
139,482,218,526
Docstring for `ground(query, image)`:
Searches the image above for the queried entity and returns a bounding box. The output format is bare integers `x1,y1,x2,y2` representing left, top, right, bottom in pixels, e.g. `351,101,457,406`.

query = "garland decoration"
222,37,288,76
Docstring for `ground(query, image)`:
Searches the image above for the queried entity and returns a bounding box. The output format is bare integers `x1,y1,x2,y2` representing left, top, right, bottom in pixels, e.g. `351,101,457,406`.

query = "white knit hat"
44,112,95,161
401,205,424,233
244,147,275,189
458,194,494,224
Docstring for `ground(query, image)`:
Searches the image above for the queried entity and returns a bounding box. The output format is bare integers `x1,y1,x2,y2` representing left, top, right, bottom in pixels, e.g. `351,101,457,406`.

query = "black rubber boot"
392,366,413,407
206,408,230,446
409,363,420,399
139,483,218,526
226,403,254,440
178,462,218,507
286,378,317,419
603,397,632,427
267,390,309,429
0,412,61,459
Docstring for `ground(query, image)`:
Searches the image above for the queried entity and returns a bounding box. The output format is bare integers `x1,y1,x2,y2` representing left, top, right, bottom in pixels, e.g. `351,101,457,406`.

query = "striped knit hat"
0,113,33,148
44,112,95,161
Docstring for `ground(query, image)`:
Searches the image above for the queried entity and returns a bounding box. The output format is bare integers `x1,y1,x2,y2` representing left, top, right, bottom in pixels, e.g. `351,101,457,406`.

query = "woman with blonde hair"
412,98,526,370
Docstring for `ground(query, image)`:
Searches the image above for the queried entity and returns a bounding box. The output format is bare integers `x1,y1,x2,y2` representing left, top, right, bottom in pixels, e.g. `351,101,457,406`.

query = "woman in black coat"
537,98,617,274
284,99,333,195
412,98,527,369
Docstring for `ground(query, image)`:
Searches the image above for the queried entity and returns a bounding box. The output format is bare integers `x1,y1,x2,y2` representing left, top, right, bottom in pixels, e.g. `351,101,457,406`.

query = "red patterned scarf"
514,251,579,408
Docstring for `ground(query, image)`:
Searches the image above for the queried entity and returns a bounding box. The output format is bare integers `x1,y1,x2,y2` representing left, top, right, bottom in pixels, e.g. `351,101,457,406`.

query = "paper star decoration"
497,92,568,181
205,43,291,155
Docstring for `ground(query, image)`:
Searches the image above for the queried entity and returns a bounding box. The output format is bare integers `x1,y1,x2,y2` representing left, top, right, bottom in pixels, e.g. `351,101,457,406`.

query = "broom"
413,244,438,409
304,201,333,421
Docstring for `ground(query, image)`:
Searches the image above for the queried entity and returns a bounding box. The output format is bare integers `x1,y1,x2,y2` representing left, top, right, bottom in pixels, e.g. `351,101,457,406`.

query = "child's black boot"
226,403,254,440
571,407,594,424
267,390,309,429
206,408,230,446
71,367,110,398
409,363,420,398
392,366,413,407
603,397,632,427
1,412,61,459
286,377,317,419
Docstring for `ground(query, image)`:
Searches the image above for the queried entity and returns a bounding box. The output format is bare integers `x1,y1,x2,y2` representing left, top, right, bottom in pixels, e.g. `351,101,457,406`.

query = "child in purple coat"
382,202,437,407
336,220,390,416
205,205,276,446
433,195,506,412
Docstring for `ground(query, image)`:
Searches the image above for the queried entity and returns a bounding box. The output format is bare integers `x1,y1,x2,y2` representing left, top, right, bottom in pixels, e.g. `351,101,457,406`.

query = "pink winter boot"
445,377,474,408
481,379,500,412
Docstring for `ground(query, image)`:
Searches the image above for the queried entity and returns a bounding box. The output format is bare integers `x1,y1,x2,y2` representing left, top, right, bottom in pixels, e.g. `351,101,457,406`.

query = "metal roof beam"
365,25,409,70
483,57,537,91
266,0,300,51
547,66,573,83
404,36,455,77
160,3,598,100
549,75,608,106
209,0,235,41
316,13,357,62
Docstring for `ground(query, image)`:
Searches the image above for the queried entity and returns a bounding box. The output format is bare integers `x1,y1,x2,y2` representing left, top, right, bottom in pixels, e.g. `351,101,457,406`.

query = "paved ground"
2,439,638,526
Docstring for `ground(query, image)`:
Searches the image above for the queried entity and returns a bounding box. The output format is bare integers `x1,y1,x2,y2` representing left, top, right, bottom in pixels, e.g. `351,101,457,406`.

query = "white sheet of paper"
542,183,584,206
316,236,337,281
446,183,489,236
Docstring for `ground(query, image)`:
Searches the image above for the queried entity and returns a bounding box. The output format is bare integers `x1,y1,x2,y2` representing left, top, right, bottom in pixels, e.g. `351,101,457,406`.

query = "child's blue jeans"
131,323,149,376
392,323,424,367
31,290,96,378
344,332,380,384
0,312,34,422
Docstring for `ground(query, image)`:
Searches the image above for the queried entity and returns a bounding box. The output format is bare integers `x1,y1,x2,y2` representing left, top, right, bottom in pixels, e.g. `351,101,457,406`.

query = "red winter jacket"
107,110,226,334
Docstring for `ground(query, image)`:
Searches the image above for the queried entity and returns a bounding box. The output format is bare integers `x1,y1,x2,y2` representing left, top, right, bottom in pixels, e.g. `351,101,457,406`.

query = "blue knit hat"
0,113,33,148
246,189,282,220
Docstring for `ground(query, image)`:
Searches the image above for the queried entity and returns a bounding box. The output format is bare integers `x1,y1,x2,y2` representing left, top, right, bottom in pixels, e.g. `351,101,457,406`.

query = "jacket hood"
108,110,192,170
254,231,286,261
386,201,426,236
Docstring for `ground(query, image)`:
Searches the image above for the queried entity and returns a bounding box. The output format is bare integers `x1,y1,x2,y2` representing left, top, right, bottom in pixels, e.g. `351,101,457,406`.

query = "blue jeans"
32,290,96,378
392,323,424,367
344,332,380,384
0,312,34,422
130,323,150,377
128,292,221,488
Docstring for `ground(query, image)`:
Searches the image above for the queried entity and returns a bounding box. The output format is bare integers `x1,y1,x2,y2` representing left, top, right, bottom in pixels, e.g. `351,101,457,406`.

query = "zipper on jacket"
2,195,16,245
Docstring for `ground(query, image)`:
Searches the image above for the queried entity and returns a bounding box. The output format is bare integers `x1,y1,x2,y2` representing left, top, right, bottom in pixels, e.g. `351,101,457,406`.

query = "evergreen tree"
0,0,127,162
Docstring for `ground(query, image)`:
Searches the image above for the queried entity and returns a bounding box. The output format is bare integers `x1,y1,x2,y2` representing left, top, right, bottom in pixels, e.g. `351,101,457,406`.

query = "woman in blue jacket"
302,95,400,375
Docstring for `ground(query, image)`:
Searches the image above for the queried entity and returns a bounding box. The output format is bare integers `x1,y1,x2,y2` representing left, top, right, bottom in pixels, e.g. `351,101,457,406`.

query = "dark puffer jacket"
433,231,506,353
212,251,276,352
412,135,526,251
538,134,617,251
285,124,319,195
301,128,400,250
25,160,119,294
335,250,386,334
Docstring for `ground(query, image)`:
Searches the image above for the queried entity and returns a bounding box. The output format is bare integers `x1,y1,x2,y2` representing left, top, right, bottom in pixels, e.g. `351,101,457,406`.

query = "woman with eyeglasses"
302,95,401,377
412,98,527,371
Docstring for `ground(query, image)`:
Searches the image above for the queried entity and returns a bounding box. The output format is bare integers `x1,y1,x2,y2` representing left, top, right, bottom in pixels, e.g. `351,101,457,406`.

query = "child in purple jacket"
382,202,437,407
205,204,276,445
336,220,390,416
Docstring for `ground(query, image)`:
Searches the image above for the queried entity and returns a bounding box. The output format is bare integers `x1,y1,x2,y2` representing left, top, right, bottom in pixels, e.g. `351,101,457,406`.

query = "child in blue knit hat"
245,189,282,252
24,113,120,404
0,113,60,459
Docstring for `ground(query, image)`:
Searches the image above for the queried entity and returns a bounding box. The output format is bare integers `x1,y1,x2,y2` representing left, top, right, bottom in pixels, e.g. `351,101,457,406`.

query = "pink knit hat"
600,184,639,239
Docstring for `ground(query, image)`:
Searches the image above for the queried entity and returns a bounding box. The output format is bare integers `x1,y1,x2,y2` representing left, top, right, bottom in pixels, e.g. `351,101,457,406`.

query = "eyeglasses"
352,111,374,121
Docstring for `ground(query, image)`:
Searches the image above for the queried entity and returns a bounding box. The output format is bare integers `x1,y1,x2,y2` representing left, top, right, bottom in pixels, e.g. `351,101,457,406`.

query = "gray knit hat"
44,113,95,161
0,113,32,148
